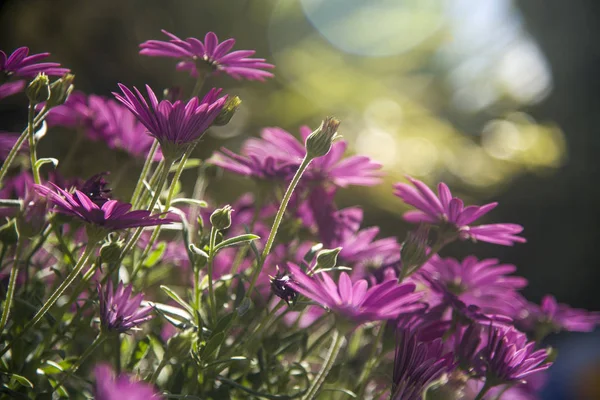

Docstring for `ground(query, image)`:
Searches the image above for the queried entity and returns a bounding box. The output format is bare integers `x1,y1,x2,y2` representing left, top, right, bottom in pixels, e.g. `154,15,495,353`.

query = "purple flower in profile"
139,30,274,81
34,183,176,232
95,364,162,400
392,328,455,400
210,126,383,187
517,295,600,335
393,177,525,246
0,47,69,100
418,255,527,316
287,263,424,324
98,281,153,333
114,84,227,158
270,269,298,306
476,326,551,385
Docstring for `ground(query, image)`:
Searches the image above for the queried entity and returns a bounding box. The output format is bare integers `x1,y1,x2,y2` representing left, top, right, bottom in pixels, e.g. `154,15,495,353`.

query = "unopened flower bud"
167,329,195,359
305,117,341,159
210,205,233,231
400,224,430,278
47,73,75,107
0,219,19,245
270,268,298,306
213,96,241,126
26,73,50,105
16,192,47,238
100,234,125,263
315,247,342,271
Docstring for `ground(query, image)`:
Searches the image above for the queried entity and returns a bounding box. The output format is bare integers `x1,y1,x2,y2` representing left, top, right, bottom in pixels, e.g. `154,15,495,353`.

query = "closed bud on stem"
167,329,195,359
210,205,233,231
315,247,342,271
400,224,430,278
16,191,47,238
47,73,75,107
26,73,50,105
100,234,125,263
213,96,241,126
305,116,341,159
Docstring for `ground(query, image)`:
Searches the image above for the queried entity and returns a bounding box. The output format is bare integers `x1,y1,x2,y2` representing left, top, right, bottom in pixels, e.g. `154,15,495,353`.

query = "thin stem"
132,158,165,210
302,329,344,400
120,158,173,262
132,149,191,277
246,156,313,297
190,71,207,99
0,241,97,357
0,105,49,186
356,323,386,397
207,226,218,324
474,380,493,400
70,333,106,373
27,103,41,184
130,139,159,205
0,238,24,333
399,239,449,282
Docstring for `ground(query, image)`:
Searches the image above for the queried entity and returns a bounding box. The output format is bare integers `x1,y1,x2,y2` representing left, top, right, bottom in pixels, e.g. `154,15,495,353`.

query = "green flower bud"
305,116,341,159
400,224,430,278
315,247,342,271
100,234,125,263
167,329,195,359
0,219,19,245
26,73,50,105
16,192,47,238
47,74,75,107
213,96,241,126
210,205,233,231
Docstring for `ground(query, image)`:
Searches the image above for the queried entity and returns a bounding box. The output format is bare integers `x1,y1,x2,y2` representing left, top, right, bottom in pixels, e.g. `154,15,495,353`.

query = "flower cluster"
0,28,597,400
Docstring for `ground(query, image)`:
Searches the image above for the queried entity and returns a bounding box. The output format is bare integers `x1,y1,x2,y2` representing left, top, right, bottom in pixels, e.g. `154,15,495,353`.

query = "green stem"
0,238,24,333
207,226,218,324
27,103,41,184
132,149,191,278
474,380,493,400
120,158,173,262
0,105,49,186
303,329,344,400
133,159,165,210
70,333,106,373
190,71,207,99
399,239,449,282
130,139,159,205
0,241,97,357
246,156,313,297
356,323,386,397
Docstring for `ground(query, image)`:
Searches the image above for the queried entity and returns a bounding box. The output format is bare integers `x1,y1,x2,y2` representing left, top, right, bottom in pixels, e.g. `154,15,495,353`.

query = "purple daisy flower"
0,47,69,100
139,30,274,81
45,92,161,160
393,177,526,246
95,364,162,400
210,126,383,187
392,328,455,400
287,263,424,324
34,182,176,232
418,255,527,316
473,325,551,385
98,281,154,333
517,295,600,335
114,84,227,158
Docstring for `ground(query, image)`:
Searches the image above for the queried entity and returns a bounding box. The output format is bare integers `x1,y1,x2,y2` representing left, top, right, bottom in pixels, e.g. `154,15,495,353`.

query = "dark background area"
1,1,599,396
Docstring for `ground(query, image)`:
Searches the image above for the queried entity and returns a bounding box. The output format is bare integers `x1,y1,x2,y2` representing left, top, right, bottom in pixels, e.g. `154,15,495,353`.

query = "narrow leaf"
160,285,194,315
214,234,260,253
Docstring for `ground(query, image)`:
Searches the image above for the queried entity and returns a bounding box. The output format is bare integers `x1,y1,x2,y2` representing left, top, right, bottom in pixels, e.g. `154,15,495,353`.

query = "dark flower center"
80,172,112,206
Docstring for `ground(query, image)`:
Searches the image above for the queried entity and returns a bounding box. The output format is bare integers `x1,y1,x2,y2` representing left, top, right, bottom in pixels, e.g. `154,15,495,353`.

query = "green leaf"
148,333,165,360
10,373,33,388
313,266,352,274
189,244,209,260
35,157,59,170
213,314,234,336
169,158,202,172
171,198,208,207
320,388,356,398
143,242,166,268
202,332,225,360
160,286,194,316
214,234,260,253
149,301,194,326
236,297,251,317
127,337,151,371
36,360,64,375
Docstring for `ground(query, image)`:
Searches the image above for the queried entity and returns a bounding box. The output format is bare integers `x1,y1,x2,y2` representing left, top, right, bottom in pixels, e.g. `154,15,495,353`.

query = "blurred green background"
0,3,599,395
